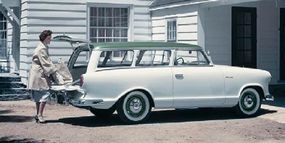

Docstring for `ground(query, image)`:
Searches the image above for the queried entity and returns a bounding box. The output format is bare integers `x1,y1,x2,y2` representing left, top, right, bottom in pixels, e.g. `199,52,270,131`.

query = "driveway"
0,96,285,143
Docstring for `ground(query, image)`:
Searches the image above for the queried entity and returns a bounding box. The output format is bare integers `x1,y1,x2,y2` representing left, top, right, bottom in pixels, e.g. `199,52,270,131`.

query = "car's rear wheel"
90,107,115,119
117,91,151,123
235,88,261,117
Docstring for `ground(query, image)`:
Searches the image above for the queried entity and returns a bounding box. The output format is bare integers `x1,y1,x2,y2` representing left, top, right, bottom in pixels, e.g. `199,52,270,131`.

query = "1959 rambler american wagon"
55,37,273,123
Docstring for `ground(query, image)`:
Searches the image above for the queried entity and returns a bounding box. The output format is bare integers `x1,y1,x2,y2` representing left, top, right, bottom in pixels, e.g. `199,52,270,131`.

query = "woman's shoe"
37,115,46,123
34,115,39,123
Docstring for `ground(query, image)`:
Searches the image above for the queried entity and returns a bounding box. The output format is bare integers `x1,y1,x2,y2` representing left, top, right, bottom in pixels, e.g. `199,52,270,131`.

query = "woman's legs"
37,91,50,123
36,102,40,115
34,102,40,122
39,102,46,116
37,102,46,123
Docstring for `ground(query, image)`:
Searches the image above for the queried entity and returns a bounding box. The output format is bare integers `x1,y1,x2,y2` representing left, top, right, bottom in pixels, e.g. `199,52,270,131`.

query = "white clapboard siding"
177,16,198,25
152,34,165,41
20,0,87,81
133,3,152,41
151,5,198,43
151,19,165,27
133,35,152,41
177,24,198,33
152,26,165,34
177,33,197,41
134,6,149,14
22,10,86,19
20,0,152,82
134,21,151,28
22,3,86,11
22,19,86,26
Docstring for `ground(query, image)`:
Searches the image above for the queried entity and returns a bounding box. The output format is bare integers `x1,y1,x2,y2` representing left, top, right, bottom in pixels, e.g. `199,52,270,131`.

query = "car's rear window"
98,50,134,68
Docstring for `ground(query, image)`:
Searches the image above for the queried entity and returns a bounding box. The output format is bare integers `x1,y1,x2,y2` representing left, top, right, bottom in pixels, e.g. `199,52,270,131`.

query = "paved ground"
0,96,285,143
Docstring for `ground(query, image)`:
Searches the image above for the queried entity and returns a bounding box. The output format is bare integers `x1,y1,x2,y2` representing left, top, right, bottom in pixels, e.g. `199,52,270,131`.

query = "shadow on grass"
46,108,276,127
0,136,43,143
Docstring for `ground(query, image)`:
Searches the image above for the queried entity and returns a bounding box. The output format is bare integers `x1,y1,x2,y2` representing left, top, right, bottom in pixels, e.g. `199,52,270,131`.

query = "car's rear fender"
115,87,155,108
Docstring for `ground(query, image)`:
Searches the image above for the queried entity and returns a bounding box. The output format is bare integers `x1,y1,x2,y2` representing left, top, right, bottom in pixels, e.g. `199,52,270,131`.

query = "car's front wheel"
236,88,261,117
117,91,151,123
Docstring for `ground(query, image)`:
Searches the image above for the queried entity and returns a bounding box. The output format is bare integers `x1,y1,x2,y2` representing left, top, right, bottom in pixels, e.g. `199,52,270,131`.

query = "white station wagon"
62,41,273,123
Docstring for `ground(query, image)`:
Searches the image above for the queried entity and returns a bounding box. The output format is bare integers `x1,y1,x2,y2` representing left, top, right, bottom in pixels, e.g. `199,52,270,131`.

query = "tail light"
80,75,84,87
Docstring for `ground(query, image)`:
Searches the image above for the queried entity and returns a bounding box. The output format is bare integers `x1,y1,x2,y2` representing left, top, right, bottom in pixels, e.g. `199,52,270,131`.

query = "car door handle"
225,76,233,79
175,74,184,79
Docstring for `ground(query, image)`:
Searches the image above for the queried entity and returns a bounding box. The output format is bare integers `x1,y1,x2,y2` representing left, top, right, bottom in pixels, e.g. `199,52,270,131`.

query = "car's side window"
136,50,171,66
74,51,90,67
175,50,209,66
98,50,134,67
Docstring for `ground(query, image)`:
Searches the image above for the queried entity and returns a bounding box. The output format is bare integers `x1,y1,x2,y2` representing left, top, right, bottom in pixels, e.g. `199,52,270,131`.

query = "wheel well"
116,89,155,108
244,86,265,100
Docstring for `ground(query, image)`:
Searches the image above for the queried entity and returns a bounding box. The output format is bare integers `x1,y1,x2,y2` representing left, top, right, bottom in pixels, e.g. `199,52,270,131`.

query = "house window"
89,7,128,57
89,7,128,43
167,20,177,42
0,13,7,59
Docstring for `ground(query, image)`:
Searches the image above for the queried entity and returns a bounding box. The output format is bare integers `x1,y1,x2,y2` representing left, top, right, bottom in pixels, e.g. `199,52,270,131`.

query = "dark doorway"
280,8,285,81
232,7,257,68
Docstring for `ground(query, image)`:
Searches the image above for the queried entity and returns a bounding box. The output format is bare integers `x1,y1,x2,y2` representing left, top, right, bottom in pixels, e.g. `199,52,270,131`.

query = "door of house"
280,8,285,81
232,7,257,68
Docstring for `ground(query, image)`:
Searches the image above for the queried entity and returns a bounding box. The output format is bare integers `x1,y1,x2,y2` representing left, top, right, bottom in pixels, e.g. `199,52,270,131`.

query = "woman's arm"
38,48,57,76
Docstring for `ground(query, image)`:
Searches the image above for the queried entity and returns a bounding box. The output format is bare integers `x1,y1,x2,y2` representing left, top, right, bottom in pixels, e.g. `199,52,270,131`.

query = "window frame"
173,49,211,67
0,13,7,59
88,7,129,43
135,49,172,67
97,50,135,68
87,4,130,59
166,19,177,42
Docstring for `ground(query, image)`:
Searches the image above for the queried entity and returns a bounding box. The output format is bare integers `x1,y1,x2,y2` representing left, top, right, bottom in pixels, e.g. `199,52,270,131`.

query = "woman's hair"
39,30,53,42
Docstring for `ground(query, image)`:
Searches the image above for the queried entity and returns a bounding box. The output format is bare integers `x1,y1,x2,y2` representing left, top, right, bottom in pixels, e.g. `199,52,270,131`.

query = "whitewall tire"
236,88,261,117
117,91,151,123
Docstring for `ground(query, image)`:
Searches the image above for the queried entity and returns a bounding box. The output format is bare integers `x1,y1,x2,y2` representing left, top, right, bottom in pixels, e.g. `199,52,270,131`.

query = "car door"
67,46,91,81
172,50,225,108
53,35,92,81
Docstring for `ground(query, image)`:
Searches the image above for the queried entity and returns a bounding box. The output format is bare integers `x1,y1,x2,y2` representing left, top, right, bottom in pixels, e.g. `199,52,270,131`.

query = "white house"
0,0,152,83
0,0,284,84
151,0,285,83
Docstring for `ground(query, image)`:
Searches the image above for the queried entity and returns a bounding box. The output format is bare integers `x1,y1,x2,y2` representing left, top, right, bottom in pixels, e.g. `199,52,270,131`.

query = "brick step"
0,76,21,82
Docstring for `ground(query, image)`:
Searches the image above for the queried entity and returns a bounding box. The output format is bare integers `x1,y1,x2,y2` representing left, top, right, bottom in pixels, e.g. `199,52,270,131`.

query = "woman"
28,30,57,123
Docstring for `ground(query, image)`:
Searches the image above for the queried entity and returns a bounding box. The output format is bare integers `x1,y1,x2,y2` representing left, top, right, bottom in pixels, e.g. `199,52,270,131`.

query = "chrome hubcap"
244,96,254,108
130,98,142,113
241,91,257,111
125,95,146,118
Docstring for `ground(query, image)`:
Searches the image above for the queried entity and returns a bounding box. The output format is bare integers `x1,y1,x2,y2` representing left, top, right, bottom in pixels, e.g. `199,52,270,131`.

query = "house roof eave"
150,0,265,11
